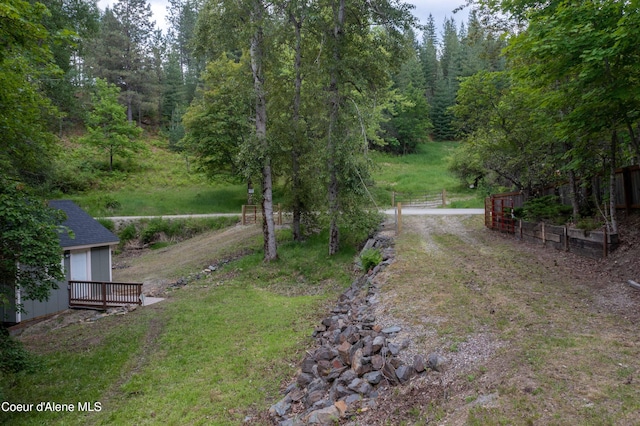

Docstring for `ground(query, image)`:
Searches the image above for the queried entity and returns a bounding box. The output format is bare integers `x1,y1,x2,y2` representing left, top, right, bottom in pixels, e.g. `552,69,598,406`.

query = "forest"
2,0,639,285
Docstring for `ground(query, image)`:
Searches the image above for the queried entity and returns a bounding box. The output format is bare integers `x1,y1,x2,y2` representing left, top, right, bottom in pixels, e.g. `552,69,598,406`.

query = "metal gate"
485,192,522,234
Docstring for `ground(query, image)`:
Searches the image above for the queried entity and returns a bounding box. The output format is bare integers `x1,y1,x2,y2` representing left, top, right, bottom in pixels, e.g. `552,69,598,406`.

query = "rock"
289,388,305,402
334,400,348,417
308,378,327,394
371,354,384,370
364,371,383,385
338,369,357,384
315,346,337,361
344,393,362,405
306,390,325,407
372,335,385,353
351,348,367,375
382,326,402,335
413,354,426,373
337,341,351,365
396,365,413,383
307,405,340,425
297,373,313,387
330,383,353,400
317,359,332,377
301,356,315,374
388,342,400,356
382,362,398,385
269,397,291,417
428,353,447,372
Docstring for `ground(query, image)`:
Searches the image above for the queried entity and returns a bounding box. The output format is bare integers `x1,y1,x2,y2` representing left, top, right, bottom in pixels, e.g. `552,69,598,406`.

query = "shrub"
519,195,572,225
119,223,138,243
97,218,115,232
360,248,383,272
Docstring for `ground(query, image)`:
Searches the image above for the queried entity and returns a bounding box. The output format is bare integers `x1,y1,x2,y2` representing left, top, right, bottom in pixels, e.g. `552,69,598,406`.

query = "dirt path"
351,215,640,425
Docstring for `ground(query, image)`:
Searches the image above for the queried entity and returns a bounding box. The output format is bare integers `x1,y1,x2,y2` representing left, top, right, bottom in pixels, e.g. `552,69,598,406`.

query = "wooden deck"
68,280,143,309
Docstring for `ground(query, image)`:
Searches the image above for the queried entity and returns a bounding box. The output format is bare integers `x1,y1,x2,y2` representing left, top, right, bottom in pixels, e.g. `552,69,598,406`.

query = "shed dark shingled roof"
49,200,119,249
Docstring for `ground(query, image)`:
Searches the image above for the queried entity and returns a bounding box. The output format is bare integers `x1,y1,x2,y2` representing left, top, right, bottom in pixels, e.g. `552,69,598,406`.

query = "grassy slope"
2,229,356,425
68,138,482,216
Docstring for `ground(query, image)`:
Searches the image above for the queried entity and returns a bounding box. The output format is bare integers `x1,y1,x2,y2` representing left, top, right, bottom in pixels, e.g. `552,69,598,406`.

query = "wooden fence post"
442,189,447,206
278,203,282,225
392,191,396,207
397,202,402,235
241,205,246,225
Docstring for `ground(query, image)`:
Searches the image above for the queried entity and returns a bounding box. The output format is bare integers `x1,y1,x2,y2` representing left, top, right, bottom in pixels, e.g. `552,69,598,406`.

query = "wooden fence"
69,280,143,309
391,190,447,208
241,204,283,226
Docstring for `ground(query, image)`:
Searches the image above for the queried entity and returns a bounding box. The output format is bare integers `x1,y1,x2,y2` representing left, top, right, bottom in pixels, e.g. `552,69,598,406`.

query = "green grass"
61,137,483,216
0,231,355,425
369,142,482,207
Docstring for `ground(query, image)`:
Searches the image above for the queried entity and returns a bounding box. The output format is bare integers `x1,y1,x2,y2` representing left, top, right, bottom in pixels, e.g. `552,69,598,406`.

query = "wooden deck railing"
68,280,143,309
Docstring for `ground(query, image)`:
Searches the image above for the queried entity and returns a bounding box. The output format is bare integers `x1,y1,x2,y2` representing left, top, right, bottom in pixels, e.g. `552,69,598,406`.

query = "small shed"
1,200,120,324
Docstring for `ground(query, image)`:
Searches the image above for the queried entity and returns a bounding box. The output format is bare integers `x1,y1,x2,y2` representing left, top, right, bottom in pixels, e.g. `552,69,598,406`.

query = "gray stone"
351,348,365,375
307,405,340,425
306,390,325,407
413,354,426,373
347,378,364,392
428,353,447,372
381,326,401,334
382,362,398,384
371,354,384,370
396,365,414,383
296,373,313,388
372,335,385,353
388,342,400,356
269,397,291,417
301,356,315,374
315,346,337,361
344,393,362,405
338,369,357,384
364,371,383,385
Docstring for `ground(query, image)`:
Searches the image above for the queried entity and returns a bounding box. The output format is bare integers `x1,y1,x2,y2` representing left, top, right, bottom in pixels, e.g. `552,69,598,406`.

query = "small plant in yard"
360,248,383,271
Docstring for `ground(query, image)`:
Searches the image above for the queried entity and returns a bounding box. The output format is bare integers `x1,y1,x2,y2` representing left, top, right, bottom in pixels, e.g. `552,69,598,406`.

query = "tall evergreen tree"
88,0,158,124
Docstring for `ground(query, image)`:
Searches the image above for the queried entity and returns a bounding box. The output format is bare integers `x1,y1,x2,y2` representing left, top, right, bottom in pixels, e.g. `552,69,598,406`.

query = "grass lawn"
1,229,356,425
369,142,481,208
67,138,483,216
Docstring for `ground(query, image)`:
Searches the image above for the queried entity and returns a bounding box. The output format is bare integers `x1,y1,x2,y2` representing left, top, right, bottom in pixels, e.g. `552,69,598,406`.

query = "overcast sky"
98,0,470,40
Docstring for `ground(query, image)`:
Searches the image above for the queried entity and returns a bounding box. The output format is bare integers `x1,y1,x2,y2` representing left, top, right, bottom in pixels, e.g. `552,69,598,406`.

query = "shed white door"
70,250,91,298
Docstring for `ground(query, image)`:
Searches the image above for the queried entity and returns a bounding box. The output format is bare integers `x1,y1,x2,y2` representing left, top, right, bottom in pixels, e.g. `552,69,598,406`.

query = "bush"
119,223,138,244
518,195,572,225
360,248,382,271
0,329,39,375
97,218,115,232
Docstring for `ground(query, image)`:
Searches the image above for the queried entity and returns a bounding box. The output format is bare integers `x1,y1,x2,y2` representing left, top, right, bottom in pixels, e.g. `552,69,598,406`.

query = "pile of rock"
269,233,445,425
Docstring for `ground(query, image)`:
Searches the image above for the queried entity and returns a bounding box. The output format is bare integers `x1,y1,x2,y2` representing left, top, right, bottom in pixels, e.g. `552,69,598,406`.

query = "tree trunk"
327,0,345,256
290,12,303,242
251,0,277,261
609,130,618,234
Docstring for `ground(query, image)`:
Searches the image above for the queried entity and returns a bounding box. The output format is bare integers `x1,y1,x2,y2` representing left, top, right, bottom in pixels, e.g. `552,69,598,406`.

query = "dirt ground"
347,214,640,425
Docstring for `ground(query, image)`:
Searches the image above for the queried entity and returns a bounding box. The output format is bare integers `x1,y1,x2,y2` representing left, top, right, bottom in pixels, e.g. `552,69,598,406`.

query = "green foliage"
182,56,252,180
118,223,138,244
0,182,67,309
0,0,62,186
80,79,144,171
96,218,115,233
360,248,383,271
0,329,39,375
138,217,238,244
517,195,572,224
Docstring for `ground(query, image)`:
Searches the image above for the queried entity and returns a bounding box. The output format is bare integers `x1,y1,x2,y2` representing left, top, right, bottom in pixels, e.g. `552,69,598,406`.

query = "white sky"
98,0,470,40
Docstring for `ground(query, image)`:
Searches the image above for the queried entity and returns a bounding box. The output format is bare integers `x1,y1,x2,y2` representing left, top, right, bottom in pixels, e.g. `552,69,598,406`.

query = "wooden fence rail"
392,190,447,208
69,280,143,309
